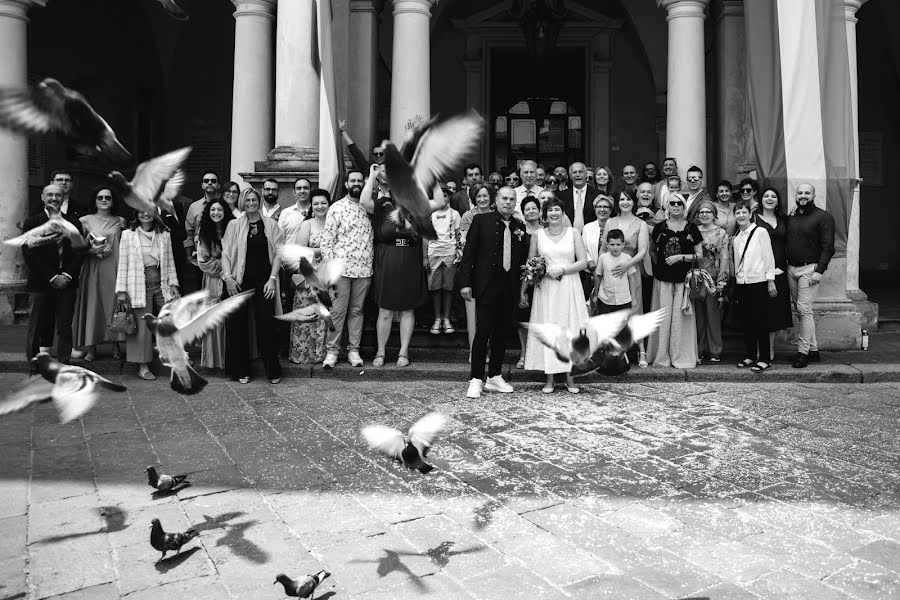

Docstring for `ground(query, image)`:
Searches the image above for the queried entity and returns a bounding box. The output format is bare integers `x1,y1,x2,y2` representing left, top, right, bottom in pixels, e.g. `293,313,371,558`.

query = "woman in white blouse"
732,201,777,373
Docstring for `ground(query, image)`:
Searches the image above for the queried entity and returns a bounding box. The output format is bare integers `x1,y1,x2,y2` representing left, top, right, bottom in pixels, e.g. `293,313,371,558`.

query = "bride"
522,195,589,393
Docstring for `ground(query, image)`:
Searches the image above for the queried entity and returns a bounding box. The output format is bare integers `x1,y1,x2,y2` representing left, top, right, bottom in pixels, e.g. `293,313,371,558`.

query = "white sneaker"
39,346,51,354
484,375,513,393
323,352,338,369
466,378,483,399
348,350,364,367
70,349,85,359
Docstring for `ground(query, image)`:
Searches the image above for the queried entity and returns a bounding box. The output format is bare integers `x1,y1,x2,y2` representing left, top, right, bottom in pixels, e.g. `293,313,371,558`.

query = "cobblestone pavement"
1,375,899,599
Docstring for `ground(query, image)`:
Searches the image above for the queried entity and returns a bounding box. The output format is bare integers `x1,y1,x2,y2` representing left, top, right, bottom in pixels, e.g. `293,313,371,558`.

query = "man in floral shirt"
319,169,374,368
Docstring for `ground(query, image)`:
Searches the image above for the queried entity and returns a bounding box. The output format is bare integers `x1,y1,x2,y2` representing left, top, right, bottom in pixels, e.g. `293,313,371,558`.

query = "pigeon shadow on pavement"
351,549,430,592
154,546,200,572
193,512,269,564
151,483,192,500
472,498,503,531
34,505,129,545
425,541,486,568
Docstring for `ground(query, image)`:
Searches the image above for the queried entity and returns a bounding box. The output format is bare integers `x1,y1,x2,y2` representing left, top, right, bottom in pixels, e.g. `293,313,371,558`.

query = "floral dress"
289,229,328,364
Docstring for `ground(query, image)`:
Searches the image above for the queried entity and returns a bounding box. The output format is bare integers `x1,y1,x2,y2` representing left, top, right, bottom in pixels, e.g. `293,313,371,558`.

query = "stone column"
275,0,319,148
716,0,750,183
844,0,867,303
229,0,275,186
0,0,45,324
659,0,709,178
389,0,435,143
349,0,378,156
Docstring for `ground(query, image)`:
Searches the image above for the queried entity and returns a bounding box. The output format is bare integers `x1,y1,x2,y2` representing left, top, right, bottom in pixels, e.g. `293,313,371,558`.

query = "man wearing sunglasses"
683,165,710,222
183,172,222,291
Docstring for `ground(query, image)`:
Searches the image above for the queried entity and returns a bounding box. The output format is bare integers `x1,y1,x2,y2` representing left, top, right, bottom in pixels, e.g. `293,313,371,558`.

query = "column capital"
843,0,868,22
391,0,435,18
0,0,47,21
717,0,743,21
658,0,709,21
351,0,377,13
232,0,275,19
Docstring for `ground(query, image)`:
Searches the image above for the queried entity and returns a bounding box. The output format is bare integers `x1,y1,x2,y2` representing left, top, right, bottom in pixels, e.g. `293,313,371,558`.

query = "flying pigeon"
0,353,127,423
279,244,343,308
143,289,254,395
570,309,668,377
361,412,448,474
145,465,190,493
274,570,331,598
0,78,132,165
379,110,484,239
108,147,191,221
526,310,633,370
149,518,199,563
155,0,189,20
4,213,87,249
275,303,334,331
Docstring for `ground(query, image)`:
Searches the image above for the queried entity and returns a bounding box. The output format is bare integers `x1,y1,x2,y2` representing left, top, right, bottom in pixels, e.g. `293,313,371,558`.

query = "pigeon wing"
408,412,448,454
158,0,189,20
410,110,484,192
4,221,58,247
382,145,436,235
527,322,572,363
0,377,54,418
585,310,632,350
130,147,192,205
316,258,345,287
361,425,405,459
279,244,316,273
159,169,186,207
163,289,211,328
398,114,439,163
0,82,64,135
627,308,667,344
175,290,254,346
52,370,99,423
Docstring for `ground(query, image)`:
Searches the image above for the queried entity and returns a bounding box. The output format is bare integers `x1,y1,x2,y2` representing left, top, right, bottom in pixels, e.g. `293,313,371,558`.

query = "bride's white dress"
525,227,589,374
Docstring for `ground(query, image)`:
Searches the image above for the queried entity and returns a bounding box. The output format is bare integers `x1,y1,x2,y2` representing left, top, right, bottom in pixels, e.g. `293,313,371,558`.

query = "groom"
458,186,529,398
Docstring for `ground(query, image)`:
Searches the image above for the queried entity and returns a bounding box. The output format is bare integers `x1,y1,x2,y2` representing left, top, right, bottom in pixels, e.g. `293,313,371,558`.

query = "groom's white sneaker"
484,375,513,393
466,378,484,399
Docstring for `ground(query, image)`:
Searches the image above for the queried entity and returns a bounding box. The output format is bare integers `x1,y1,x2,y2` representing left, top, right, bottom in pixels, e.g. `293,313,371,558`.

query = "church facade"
0,0,896,349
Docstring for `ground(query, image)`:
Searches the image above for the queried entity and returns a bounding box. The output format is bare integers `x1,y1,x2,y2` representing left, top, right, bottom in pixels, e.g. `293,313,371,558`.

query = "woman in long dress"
524,197,589,393
73,186,126,361
515,196,543,369
195,198,235,368
289,188,331,364
753,187,793,363
647,195,703,368
601,190,651,366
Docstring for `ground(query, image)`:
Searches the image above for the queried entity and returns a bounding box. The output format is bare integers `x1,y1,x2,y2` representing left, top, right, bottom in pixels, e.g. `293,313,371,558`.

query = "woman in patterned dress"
289,188,331,364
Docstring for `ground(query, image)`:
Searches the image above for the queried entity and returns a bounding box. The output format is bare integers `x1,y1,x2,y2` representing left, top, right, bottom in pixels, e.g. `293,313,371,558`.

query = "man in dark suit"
22,184,85,363
558,162,600,232
458,186,529,398
449,163,484,215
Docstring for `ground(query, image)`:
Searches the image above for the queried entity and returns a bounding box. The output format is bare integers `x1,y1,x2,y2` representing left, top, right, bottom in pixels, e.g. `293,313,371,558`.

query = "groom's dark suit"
457,211,529,380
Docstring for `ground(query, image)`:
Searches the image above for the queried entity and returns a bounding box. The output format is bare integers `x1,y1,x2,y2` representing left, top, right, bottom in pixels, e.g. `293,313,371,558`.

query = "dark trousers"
736,282,770,362
226,282,282,380
26,287,77,361
641,274,654,315
471,275,515,380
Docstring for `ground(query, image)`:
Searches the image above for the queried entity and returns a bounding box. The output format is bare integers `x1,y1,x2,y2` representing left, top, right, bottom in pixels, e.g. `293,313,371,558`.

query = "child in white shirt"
423,186,461,334
592,228,637,315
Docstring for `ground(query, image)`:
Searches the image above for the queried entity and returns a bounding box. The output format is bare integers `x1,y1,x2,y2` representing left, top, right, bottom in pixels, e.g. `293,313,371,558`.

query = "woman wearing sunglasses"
738,177,760,213
647,195,703,368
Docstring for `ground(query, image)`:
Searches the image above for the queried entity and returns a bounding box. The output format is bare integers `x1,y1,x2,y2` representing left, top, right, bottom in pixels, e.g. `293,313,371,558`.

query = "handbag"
108,297,137,336
688,258,707,301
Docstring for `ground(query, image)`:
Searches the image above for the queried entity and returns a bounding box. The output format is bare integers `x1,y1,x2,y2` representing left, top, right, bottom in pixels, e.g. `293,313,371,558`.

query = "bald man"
785,183,835,368
22,184,85,363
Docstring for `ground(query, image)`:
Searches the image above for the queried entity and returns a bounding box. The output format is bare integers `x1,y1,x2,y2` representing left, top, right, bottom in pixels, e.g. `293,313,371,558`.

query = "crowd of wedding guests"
20,145,834,391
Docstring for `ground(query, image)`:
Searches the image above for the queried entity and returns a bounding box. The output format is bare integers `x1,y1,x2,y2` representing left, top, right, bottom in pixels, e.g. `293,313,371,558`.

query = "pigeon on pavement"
4,212,87,249
145,465,190,493
274,570,331,598
143,289,254,394
379,110,484,239
362,412,448,474
156,0,189,20
108,147,191,220
0,353,126,423
0,78,131,165
149,518,199,563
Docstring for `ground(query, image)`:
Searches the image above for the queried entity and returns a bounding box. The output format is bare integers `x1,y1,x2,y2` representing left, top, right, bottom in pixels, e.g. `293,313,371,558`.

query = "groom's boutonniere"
513,228,525,242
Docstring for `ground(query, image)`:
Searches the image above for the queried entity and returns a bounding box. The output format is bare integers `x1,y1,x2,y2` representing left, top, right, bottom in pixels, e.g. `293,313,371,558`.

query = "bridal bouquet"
521,256,547,287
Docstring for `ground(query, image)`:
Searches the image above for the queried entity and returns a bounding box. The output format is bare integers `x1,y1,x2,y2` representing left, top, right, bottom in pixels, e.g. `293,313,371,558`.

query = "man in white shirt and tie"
559,162,599,233
513,160,543,217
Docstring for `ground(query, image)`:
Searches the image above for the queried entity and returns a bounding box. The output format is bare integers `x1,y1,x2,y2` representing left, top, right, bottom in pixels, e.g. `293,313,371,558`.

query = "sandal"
736,358,755,368
565,383,580,394
396,355,410,368
751,362,771,373
238,377,250,384
516,358,525,369
372,355,385,367
542,385,554,394
638,351,649,368
83,351,95,362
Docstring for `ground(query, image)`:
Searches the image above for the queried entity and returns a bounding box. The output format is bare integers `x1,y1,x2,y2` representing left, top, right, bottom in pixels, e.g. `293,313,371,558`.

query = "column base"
239,146,352,206
0,279,28,325
847,289,879,330
811,298,864,350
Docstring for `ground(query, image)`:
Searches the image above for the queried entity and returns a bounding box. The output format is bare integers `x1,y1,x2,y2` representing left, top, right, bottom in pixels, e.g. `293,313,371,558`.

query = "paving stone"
119,577,228,600
352,571,474,599
851,539,900,574
564,574,668,599
824,561,900,600
113,539,214,595
28,494,104,544
43,582,120,599
493,527,619,585
746,568,854,599
691,581,763,599
0,555,26,600
29,533,115,599
462,564,570,600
